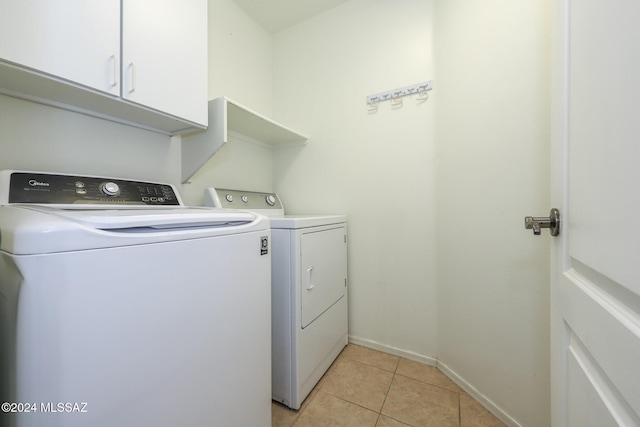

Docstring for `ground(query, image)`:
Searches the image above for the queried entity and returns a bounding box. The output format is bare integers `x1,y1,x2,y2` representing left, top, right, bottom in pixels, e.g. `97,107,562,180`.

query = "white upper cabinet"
0,0,207,135
122,0,208,126
0,0,121,95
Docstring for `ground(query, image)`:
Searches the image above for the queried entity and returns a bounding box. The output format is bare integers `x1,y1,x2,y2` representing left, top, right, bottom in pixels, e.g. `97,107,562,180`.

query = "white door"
550,1,640,425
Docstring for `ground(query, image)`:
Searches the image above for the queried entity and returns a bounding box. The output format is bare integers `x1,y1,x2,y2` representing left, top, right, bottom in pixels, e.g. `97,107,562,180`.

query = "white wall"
272,0,439,362
206,0,272,112
0,95,178,184
180,0,275,206
434,1,551,426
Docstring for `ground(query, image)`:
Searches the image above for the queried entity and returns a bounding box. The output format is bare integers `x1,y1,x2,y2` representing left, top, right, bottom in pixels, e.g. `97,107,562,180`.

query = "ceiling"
231,0,351,34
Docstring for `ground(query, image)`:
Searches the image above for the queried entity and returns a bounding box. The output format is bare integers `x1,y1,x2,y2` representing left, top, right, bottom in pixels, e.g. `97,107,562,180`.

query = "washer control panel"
3,172,181,206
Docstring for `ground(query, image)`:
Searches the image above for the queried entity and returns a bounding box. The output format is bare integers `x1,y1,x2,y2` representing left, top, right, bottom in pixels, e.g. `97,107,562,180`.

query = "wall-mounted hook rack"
366,80,433,105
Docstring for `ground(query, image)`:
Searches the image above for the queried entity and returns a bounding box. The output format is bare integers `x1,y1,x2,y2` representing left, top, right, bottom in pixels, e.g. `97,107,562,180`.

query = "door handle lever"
524,208,560,236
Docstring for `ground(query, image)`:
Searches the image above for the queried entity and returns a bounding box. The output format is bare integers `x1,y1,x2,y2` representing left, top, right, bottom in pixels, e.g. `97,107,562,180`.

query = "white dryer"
0,172,272,427
205,188,348,410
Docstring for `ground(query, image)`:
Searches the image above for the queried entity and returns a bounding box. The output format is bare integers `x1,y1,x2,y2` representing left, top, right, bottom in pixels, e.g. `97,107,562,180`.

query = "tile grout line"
333,348,458,425
376,372,394,423
375,358,407,426
318,352,400,426
392,371,462,395
459,389,462,427
315,388,382,416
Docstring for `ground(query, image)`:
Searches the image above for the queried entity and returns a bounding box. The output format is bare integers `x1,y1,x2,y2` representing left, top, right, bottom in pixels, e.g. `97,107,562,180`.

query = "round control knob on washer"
225,194,234,203
265,195,276,206
241,196,249,203
100,182,120,196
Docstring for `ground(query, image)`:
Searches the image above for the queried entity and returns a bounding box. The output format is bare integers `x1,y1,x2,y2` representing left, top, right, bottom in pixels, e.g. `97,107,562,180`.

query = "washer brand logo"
28,179,50,187
260,236,268,256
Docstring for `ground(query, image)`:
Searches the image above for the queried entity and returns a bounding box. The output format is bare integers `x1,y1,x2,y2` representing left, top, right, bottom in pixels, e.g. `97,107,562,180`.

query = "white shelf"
181,96,308,183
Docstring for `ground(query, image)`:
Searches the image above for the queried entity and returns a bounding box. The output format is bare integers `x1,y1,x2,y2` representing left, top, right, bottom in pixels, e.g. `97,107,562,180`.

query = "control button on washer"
225,194,234,203
241,196,249,203
266,195,276,206
100,182,120,196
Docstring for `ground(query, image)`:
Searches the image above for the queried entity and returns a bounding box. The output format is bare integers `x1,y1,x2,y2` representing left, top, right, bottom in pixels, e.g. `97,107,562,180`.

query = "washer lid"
21,205,256,230
0,205,266,255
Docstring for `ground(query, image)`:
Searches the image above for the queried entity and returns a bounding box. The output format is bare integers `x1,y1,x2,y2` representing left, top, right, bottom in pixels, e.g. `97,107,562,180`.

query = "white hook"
416,89,429,102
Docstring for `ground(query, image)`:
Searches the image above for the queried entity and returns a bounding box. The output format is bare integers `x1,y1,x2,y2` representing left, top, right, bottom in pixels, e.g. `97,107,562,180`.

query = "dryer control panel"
0,171,181,206
205,188,283,212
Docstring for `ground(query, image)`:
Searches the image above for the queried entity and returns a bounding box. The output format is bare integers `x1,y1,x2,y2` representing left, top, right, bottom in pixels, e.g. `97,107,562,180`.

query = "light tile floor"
272,344,506,427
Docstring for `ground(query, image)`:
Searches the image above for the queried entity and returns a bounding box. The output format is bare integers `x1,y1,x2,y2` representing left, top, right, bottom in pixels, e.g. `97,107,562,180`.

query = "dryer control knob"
266,195,276,206
100,182,120,196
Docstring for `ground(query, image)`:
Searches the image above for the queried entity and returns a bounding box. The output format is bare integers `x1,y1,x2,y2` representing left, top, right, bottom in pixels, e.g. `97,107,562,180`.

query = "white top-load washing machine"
0,171,272,427
205,188,347,410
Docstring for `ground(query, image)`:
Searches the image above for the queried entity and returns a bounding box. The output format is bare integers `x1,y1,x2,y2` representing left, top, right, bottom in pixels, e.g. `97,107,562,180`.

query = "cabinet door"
122,0,207,126
0,0,120,95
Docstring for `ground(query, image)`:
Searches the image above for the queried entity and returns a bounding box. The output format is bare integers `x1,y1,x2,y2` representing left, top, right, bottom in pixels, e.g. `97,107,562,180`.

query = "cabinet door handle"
109,55,118,88
128,62,136,93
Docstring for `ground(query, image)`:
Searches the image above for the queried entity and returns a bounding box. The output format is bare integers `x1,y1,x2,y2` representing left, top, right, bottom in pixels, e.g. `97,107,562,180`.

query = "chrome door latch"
524,208,560,236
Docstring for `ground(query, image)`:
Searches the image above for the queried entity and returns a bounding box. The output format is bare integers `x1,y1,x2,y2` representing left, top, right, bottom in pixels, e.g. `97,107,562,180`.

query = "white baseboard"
348,335,437,366
348,334,521,427
437,360,522,427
